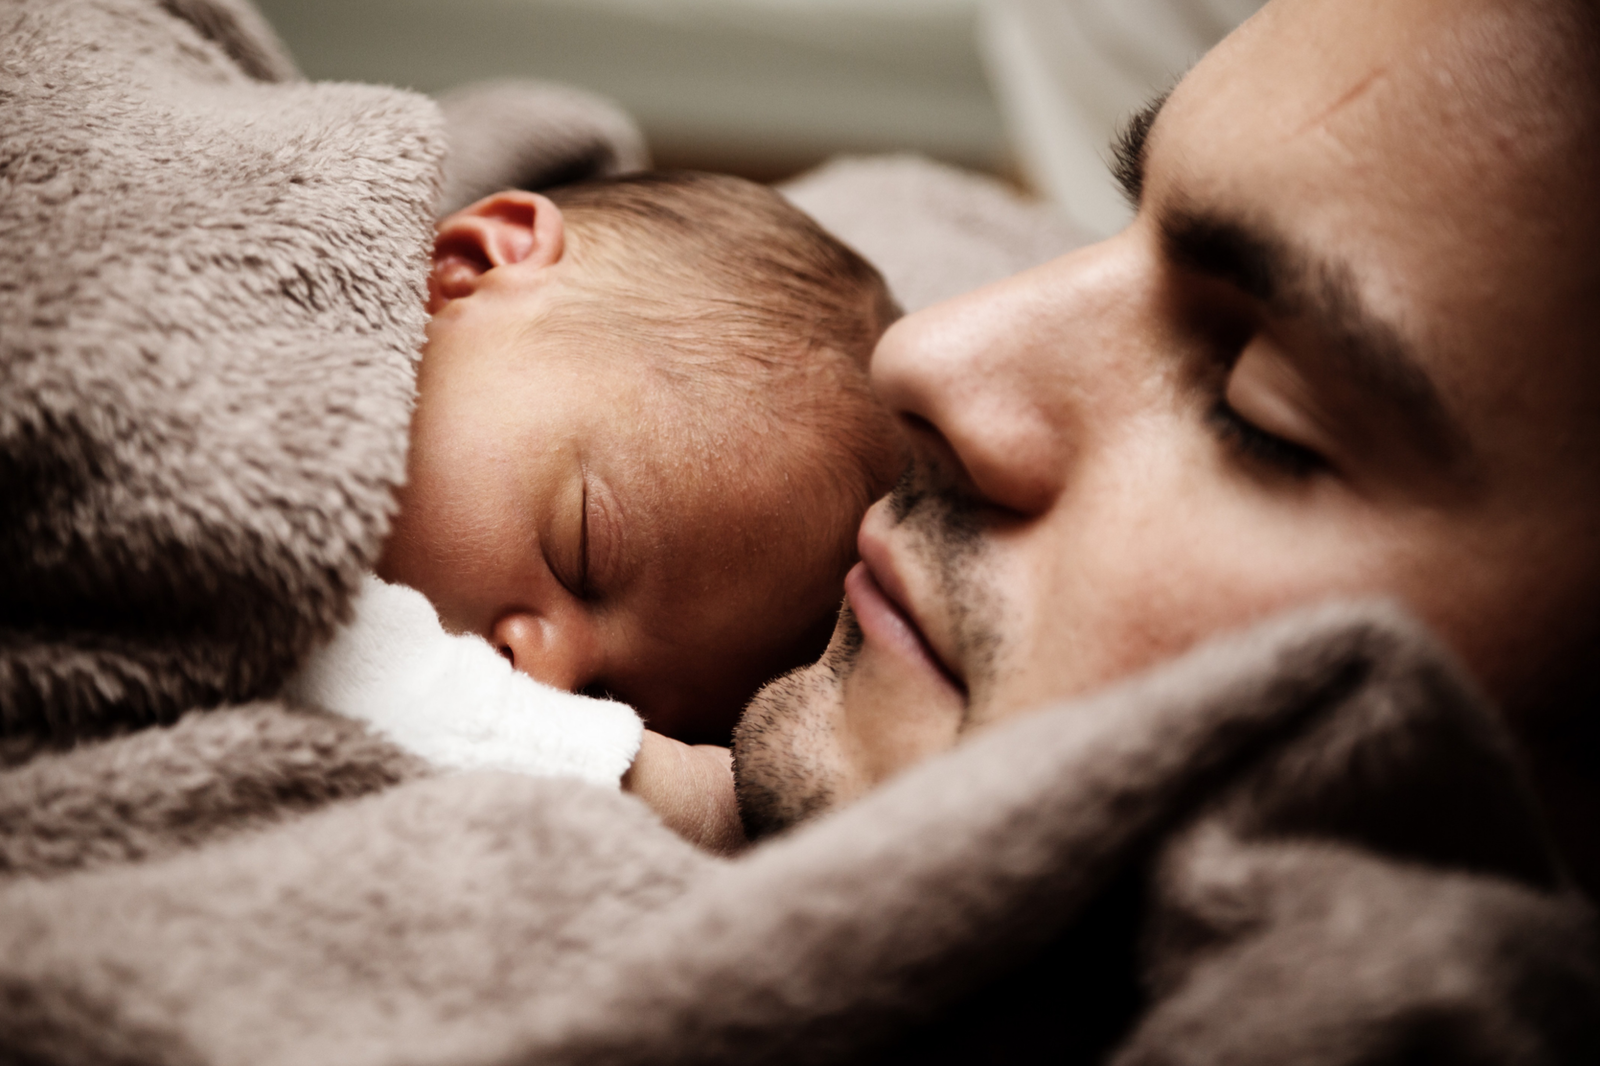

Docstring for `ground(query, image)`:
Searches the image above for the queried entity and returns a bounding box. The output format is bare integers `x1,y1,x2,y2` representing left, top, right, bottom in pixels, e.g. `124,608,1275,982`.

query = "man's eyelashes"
1207,400,1326,478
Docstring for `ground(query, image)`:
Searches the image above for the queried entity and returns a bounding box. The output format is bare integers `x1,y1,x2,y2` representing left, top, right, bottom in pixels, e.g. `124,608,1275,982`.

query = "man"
735,0,1600,896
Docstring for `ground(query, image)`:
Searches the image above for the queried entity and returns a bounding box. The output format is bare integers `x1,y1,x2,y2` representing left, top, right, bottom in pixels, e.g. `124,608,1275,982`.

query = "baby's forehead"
613,358,889,524
673,366,881,477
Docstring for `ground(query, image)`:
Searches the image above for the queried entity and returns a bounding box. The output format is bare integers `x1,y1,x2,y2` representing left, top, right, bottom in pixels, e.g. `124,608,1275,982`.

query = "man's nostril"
497,644,514,665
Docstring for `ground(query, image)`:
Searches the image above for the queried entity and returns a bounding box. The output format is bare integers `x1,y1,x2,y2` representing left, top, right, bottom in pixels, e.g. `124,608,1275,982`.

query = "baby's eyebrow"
1111,90,1171,207
1161,205,1478,483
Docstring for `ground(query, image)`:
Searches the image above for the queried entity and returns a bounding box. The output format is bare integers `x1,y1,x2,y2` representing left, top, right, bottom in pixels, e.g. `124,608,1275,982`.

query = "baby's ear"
428,190,566,311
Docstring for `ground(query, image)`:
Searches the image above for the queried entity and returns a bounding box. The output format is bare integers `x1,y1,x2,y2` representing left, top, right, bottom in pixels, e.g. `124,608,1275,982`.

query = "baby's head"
379,172,906,742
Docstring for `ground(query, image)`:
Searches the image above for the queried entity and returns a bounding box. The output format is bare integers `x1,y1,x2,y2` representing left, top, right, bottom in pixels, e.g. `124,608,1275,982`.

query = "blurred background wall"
254,0,1264,238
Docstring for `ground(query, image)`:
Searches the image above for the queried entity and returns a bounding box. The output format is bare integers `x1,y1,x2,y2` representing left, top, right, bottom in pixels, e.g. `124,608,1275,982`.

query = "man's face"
735,0,1600,832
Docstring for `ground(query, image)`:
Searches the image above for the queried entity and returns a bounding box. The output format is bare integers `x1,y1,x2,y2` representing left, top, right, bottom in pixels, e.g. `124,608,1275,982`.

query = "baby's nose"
489,611,602,694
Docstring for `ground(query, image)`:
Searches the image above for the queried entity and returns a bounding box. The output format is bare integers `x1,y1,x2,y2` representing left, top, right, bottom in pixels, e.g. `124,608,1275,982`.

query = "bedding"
0,1,1595,1062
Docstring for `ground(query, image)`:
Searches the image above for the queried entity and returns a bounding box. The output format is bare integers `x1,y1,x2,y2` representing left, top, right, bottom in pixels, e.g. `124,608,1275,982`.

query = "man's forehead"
1165,1,1586,199
1166,15,1589,329
1129,0,1600,488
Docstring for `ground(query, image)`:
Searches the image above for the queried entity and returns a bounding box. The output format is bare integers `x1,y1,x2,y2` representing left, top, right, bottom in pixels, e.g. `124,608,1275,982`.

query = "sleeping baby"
286,172,905,850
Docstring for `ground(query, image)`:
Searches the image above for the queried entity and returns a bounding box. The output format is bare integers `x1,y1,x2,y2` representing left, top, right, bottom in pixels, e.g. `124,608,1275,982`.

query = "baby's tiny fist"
623,732,746,854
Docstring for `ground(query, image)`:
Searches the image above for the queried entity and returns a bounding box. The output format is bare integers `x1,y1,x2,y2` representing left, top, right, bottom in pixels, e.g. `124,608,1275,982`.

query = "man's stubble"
732,462,1005,839
732,610,862,840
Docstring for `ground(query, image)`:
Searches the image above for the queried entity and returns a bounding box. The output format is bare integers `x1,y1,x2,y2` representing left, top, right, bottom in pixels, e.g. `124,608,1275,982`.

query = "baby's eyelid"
578,471,591,599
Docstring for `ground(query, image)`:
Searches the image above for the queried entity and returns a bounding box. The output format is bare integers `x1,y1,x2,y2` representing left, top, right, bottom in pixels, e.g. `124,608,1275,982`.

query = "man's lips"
843,560,964,697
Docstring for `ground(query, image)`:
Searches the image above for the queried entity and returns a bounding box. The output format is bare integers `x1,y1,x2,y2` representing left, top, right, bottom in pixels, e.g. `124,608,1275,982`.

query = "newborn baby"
288,173,904,848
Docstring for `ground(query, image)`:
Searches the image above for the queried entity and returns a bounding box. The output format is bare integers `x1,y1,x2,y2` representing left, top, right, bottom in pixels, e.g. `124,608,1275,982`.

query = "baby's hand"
623,732,747,855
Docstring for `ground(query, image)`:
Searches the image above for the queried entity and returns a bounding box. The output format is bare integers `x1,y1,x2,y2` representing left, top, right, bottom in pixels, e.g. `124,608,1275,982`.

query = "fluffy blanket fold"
3,608,1596,1064
1,1,1595,1063
1,0,436,746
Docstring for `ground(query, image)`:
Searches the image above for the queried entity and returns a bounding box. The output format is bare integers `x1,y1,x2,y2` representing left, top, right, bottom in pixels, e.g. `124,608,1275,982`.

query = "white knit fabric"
284,575,644,787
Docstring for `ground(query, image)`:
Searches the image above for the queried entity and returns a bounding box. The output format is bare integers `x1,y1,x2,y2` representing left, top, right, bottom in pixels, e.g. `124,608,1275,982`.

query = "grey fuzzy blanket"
1,1,1596,1062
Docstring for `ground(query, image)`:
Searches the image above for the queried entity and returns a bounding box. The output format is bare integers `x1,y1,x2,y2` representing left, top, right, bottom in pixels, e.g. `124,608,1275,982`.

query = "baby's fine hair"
538,171,907,550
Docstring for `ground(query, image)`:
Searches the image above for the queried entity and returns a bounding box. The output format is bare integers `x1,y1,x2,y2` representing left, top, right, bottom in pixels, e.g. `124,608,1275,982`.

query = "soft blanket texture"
781,154,1090,311
0,1,1595,1062
0,0,436,749
435,78,651,216
3,607,1597,1064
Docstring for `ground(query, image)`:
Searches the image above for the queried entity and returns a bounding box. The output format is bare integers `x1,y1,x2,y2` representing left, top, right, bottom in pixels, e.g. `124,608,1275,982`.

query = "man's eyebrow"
1110,91,1171,207
1161,207,1475,475
1162,210,1281,303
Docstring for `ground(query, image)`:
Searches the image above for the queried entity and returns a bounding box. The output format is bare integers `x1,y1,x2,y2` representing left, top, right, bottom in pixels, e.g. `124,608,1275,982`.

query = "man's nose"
869,239,1139,516
488,609,604,695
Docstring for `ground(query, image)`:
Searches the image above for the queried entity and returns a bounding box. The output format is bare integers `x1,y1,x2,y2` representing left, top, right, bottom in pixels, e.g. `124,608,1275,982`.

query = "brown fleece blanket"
1,1,1596,1062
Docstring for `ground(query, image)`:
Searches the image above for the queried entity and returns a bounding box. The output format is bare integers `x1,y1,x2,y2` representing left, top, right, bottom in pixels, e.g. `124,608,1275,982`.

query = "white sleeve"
282,574,644,788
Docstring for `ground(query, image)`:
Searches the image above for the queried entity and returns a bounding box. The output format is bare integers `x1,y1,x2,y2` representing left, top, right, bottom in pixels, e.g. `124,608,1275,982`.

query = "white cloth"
283,574,644,787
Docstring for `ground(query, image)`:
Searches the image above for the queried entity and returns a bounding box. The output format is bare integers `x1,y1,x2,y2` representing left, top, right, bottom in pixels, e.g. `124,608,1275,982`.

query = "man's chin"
730,608,861,840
